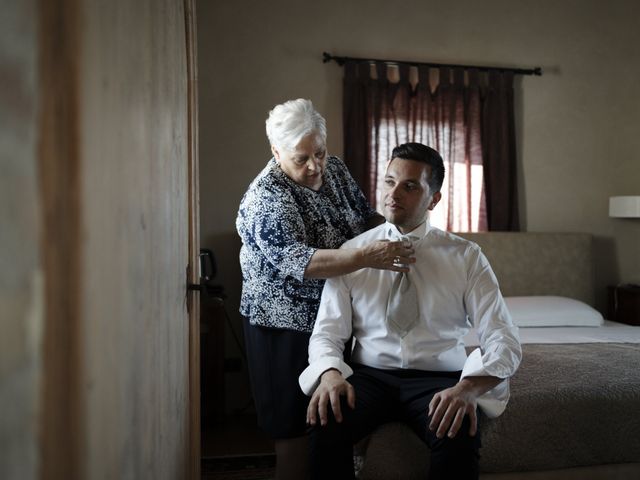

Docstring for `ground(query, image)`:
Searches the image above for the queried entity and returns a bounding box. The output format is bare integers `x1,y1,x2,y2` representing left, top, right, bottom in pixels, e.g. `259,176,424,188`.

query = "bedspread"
359,343,640,478
481,342,640,472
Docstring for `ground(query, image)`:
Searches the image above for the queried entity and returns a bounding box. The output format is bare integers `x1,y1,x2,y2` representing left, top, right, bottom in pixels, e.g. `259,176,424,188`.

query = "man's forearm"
457,375,502,397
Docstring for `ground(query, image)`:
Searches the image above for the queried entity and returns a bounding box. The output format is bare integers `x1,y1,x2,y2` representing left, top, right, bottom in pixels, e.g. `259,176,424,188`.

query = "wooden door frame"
184,0,201,478
39,1,83,478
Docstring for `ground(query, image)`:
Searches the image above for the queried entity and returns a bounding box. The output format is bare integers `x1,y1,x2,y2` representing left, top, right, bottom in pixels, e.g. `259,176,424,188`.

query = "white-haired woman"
236,99,413,479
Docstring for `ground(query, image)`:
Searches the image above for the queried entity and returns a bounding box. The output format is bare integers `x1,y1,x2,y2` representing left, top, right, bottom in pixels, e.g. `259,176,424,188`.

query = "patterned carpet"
201,454,275,480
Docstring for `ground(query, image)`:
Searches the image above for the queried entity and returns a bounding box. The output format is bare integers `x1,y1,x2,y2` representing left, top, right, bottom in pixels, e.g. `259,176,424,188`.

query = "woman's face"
272,133,327,191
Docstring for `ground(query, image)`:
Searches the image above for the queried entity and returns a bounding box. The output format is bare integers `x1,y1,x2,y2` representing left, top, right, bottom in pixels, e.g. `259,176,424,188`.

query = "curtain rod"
322,52,542,76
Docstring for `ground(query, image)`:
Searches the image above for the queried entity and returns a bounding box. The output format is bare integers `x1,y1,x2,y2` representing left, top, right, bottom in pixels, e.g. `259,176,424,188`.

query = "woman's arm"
241,174,408,281
304,240,415,279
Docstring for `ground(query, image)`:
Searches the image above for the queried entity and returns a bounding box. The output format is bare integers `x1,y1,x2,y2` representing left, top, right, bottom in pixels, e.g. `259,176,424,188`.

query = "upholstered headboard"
456,232,595,306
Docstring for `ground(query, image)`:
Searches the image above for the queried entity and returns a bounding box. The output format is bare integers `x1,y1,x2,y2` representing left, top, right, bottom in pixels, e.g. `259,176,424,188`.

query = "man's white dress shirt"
299,221,522,418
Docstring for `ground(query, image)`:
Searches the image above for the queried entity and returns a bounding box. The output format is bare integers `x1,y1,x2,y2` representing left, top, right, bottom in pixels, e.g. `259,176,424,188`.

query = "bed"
358,232,640,480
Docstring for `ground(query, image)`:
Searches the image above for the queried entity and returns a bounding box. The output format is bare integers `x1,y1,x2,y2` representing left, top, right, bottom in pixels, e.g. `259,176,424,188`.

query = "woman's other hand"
361,240,415,272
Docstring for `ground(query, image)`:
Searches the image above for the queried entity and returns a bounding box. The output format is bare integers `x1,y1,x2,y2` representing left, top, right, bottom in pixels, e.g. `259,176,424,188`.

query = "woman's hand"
360,240,416,272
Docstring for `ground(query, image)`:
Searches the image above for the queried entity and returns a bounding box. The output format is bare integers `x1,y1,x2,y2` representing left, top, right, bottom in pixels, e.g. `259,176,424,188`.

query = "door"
37,0,200,479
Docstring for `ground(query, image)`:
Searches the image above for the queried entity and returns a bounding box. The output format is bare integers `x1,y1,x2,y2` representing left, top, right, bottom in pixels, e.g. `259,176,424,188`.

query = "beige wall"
198,0,640,400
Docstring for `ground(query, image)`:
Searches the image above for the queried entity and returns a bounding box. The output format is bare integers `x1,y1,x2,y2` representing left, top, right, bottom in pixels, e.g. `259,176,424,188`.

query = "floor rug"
201,454,275,480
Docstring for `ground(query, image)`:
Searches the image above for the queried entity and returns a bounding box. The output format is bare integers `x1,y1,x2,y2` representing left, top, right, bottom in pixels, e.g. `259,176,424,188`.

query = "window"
343,61,519,232
372,119,487,232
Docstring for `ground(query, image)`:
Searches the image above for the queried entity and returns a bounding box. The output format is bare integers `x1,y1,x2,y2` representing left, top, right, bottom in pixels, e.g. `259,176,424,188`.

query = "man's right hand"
306,369,356,426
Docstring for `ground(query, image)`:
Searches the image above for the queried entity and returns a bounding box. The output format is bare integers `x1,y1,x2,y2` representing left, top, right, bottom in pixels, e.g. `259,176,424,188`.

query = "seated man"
299,143,522,480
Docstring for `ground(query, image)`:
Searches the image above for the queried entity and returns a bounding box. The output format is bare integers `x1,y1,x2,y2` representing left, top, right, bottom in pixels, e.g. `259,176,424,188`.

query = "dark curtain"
342,61,382,203
342,61,519,232
481,71,519,231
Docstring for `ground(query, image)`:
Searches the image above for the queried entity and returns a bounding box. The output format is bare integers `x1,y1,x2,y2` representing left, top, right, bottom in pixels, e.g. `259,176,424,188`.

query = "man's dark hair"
391,143,445,193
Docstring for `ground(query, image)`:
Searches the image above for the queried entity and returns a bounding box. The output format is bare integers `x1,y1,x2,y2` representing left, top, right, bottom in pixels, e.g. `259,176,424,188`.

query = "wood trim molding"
184,0,201,478
38,0,83,479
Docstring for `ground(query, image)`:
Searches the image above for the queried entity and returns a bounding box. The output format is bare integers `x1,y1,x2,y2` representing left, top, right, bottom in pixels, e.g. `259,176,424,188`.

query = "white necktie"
385,235,419,337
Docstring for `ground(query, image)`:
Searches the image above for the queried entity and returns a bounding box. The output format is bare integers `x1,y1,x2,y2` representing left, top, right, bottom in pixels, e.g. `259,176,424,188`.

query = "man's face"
382,157,441,233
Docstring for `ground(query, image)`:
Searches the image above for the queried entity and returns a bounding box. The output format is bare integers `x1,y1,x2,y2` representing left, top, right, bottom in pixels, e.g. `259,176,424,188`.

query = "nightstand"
607,284,640,326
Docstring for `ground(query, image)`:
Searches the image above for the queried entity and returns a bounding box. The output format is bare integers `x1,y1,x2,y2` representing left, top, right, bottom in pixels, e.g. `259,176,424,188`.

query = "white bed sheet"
464,320,640,346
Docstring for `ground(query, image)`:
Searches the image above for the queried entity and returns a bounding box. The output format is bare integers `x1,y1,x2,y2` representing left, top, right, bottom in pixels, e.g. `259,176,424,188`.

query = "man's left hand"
428,380,478,439
428,376,501,439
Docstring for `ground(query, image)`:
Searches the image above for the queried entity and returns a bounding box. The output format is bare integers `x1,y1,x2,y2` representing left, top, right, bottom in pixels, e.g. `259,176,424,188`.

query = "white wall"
197,0,640,406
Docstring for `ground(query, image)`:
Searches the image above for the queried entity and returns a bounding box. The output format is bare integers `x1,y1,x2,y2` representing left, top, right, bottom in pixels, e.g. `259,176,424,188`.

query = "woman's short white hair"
265,99,327,151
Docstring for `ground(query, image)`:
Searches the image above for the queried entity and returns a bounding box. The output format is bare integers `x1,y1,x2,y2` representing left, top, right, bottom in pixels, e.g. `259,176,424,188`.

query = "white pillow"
504,296,604,327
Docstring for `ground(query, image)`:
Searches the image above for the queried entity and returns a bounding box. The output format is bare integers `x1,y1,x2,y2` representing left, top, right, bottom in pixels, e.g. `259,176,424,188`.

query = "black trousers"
310,364,481,480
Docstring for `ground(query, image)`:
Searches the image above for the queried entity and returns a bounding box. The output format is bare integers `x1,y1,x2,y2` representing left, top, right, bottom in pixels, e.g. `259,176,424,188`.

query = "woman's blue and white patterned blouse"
236,156,376,332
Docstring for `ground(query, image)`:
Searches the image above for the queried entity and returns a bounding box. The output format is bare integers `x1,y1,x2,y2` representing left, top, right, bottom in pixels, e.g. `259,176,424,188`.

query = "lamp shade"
609,196,640,218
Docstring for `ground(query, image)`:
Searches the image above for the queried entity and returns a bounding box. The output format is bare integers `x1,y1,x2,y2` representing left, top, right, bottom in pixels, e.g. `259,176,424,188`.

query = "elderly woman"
236,99,413,479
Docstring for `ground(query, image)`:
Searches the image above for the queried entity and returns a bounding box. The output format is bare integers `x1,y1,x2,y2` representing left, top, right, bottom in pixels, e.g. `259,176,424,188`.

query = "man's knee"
310,396,355,447
428,415,480,479
428,414,481,451
309,397,357,480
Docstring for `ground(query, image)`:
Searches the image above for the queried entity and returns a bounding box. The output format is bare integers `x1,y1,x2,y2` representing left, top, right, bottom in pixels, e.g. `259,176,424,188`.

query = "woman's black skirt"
243,317,311,439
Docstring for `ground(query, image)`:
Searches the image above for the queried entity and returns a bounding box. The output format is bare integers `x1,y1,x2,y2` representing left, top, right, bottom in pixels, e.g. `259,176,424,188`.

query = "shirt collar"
385,220,431,242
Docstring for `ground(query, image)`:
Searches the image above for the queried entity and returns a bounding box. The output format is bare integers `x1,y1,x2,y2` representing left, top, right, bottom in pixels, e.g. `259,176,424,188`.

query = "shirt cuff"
298,357,354,396
460,347,510,418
